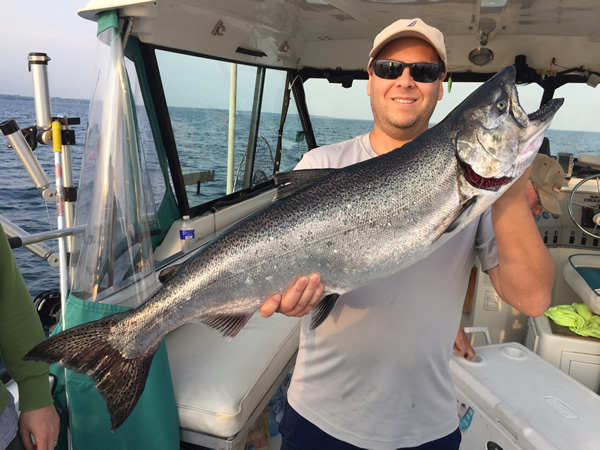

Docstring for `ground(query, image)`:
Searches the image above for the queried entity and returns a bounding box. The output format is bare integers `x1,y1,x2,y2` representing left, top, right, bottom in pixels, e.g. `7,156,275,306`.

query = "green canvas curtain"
51,296,179,449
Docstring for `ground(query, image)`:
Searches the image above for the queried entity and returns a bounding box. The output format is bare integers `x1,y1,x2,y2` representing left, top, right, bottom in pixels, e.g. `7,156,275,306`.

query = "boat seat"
563,254,600,315
165,312,300,450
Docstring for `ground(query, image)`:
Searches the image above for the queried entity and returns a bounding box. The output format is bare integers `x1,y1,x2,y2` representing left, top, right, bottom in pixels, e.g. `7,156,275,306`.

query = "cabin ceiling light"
481,0,507,7
478,17,496,46
468,47,494,66
236,47,267,58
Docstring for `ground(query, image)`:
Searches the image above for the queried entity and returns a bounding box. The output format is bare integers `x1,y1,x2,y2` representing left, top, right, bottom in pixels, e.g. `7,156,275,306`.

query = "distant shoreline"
0,95,372,122
0,93,89,104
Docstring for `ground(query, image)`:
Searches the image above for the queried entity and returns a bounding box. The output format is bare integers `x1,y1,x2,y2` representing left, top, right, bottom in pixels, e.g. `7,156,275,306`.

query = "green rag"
545,303,600,338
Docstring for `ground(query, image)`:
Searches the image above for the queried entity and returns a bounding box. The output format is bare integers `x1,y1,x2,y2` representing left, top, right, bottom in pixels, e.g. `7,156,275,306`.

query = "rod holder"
0,119,51,192
28,53,53,131
0,215,58,266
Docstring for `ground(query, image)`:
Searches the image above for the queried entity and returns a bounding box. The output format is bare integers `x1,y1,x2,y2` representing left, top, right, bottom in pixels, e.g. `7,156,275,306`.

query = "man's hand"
494,165,532,210
260,273,323,318
19,404,60,450
453,327,476,360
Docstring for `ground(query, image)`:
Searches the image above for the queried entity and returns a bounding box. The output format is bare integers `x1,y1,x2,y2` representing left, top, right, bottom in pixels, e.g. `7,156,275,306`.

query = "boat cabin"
3,0,600,449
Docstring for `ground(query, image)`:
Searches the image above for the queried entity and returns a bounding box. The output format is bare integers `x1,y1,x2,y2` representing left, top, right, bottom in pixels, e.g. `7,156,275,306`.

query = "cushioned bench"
166,312,301,449
562,254,600,315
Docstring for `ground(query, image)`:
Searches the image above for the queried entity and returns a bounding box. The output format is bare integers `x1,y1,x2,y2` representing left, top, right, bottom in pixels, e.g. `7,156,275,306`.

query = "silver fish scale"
123,128,465,352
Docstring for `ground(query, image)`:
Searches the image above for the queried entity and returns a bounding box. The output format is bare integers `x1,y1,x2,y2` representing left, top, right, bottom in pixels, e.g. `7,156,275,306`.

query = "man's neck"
368,129,419,155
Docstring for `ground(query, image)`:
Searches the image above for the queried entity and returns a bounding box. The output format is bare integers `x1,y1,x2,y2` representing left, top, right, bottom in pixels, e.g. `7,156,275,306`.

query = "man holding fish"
261,18,556,449
25,17,563,446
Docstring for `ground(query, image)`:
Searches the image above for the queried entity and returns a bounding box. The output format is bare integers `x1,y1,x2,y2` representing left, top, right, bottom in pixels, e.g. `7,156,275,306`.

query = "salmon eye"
496,100,507,111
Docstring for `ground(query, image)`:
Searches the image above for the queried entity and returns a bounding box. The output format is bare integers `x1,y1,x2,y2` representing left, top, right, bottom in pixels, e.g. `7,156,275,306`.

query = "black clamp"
63,186,78,202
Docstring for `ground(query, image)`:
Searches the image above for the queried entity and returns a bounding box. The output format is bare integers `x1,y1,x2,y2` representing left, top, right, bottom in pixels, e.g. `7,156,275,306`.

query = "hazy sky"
2,1,98,100
3,0,599,132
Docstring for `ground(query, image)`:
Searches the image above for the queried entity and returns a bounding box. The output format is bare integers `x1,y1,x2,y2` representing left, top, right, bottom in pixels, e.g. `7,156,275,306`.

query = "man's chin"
386,120,427,141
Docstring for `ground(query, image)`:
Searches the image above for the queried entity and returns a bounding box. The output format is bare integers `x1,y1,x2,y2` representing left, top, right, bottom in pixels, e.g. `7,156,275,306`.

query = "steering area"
568,174,600,238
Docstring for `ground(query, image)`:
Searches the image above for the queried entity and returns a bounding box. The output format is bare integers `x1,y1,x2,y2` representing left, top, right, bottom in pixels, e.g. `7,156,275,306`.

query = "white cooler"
450,343,600,450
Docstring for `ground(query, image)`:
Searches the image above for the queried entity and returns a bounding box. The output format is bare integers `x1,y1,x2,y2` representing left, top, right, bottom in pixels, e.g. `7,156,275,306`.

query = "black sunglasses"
371,59,443,83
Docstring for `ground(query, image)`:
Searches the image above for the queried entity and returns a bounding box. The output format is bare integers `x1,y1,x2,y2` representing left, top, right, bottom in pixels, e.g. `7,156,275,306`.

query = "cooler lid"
450,343,600,449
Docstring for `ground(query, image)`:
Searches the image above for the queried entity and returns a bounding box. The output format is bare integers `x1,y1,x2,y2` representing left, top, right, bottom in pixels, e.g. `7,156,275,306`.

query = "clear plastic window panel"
156,51,307,207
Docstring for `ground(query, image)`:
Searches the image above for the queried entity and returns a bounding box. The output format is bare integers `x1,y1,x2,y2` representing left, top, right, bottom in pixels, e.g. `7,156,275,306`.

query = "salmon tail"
23,313,158,431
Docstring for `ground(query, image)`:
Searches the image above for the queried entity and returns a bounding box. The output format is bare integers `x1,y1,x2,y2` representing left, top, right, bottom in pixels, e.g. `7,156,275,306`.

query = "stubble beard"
378,113,429,142
371,95,433,143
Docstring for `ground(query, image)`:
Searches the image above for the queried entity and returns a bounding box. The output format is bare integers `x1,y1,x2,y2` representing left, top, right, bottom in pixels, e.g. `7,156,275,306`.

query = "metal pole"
57,117,75,252
6,224,86,247
53,119,73,450
52,121,69,319
227,63,237,194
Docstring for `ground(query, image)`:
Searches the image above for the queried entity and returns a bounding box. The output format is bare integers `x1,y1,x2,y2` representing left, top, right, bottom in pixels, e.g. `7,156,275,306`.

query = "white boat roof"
78,0,600,79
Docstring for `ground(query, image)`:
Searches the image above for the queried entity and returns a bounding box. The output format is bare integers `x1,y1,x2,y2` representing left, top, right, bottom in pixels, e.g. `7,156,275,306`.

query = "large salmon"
25,66,563,430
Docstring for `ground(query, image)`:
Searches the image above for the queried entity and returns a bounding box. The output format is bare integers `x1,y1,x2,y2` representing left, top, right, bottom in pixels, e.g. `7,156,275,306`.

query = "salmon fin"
273,169,336,201
309,293,340,330
23,313,157,432
199,311,255,338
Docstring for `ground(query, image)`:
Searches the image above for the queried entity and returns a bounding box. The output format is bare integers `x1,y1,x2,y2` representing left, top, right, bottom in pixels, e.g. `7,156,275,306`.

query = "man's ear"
438,76,445,101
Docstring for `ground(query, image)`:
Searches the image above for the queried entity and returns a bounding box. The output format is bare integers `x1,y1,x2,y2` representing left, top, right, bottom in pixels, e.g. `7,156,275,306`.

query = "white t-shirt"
286,133,498,449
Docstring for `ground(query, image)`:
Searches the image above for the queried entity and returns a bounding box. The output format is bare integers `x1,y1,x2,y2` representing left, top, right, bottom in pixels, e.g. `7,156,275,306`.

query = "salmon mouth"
527,97,564,122
463,162,512,190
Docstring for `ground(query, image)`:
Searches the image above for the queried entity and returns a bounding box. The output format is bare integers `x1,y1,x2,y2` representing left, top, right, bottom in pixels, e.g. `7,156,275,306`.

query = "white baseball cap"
530,153,565,215
368,18,447,70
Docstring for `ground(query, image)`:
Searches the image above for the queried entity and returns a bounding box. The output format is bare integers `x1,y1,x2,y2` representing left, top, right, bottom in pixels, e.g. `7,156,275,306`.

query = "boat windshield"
155,50,308,210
